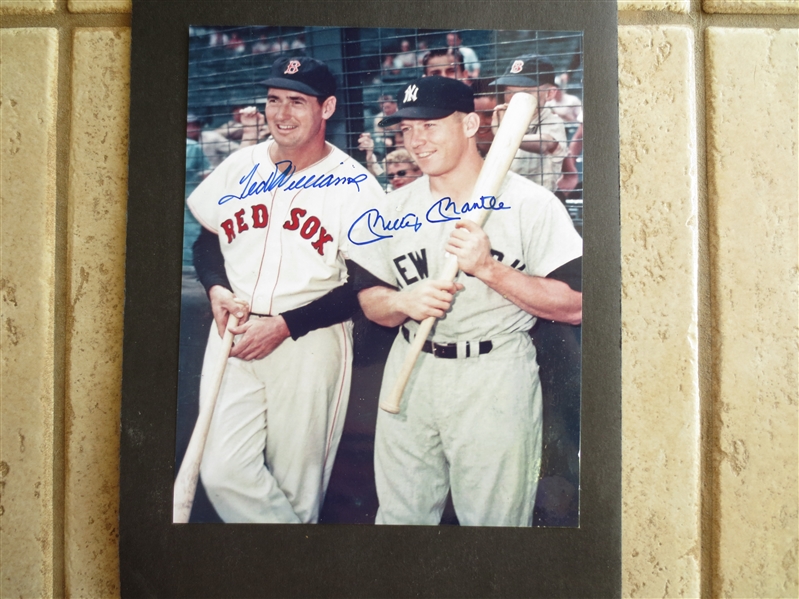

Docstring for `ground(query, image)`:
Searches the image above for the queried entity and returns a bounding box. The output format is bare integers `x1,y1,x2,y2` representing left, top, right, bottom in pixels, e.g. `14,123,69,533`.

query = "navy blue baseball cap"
261,56,337,98
491,55,557,88
378,76,474,127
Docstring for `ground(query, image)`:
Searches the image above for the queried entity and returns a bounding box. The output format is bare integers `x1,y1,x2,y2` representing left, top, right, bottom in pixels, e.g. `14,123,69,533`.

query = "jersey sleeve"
521,187,583,278
186,150,243,232
337,172,398,287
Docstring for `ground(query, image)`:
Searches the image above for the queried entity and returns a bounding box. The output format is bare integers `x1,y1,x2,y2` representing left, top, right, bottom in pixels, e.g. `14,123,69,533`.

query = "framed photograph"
121,1,620,596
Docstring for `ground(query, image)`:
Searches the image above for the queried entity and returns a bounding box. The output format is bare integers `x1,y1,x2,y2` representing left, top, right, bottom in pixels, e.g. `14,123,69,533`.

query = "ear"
321,95,337,120
462,112,481,138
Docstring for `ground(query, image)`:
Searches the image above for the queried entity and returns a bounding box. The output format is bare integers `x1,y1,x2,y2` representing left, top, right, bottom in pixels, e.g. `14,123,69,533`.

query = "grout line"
692,17,715,599
52,19,74,599
618,9,798,28
0,12,131,28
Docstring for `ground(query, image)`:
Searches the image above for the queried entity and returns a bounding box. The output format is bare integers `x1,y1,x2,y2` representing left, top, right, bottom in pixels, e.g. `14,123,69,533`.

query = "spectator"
472,78,498,156
393,39,417,71
184,114,212,266
290,33,306,52
385,148,422,190
491,55,568,193
372,94,398,134
422,48,469,84
269,37,289,55
556,123,583,199
357,131,383,179
225,32,246,54
251,35,270,55
546,83,582,126
446,32,480,78
416,40,429,65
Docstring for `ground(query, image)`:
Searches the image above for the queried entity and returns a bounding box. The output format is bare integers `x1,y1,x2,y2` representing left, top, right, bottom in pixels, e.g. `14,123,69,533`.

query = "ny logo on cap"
510,60,524,74
403,84,419,103
284,60,302,75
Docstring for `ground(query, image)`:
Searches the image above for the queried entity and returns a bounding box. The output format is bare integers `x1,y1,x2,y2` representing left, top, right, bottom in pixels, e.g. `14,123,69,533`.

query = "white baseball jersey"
352,170,582,526
351,171,582,342
188,139,384,315
510,107,569,192
187,139,384,523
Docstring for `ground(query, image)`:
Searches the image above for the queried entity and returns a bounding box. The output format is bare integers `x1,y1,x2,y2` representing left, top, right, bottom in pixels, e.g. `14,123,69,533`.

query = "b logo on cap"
510,60,524,74
403,84,419,103
284,60,301,75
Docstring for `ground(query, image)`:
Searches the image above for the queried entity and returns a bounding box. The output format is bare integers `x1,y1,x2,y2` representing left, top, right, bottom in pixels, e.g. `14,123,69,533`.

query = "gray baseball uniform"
351,171,582,526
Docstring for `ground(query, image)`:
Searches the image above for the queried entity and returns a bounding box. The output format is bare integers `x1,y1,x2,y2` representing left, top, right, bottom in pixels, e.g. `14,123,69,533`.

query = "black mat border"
120,1,621,596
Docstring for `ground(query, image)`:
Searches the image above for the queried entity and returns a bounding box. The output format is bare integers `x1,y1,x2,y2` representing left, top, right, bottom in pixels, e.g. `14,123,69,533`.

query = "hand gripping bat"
379,92,537,414
173,314,239,523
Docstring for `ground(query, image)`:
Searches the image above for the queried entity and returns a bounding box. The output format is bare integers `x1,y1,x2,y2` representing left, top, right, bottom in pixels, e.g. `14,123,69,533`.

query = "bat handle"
172,314,238,523
379,316,436,414
380,258,462,414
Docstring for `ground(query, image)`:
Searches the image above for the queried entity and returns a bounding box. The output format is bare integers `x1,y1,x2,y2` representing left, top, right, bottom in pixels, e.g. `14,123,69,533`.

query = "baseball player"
351,76,583,526
491,55,569,193
186,56,384,523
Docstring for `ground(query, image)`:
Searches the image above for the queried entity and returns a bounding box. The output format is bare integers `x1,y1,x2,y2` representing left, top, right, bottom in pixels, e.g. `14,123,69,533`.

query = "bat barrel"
173,315,238,523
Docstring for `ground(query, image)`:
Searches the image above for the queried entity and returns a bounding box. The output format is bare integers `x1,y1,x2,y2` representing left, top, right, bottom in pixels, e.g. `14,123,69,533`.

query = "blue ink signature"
348,209,422,246
425,195,510,223
218,161,369,205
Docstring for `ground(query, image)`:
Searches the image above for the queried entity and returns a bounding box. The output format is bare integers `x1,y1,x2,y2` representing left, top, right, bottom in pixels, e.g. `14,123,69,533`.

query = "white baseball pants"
198,320,352,523
374,331,542,527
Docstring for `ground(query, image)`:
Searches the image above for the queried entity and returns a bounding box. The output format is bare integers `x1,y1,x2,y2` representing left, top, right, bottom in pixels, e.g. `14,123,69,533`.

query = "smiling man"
353,76,583,526
185,56,384,523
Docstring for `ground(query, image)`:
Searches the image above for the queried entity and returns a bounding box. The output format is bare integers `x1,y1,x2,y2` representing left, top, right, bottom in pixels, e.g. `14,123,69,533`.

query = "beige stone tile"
0,0,56,14
65,27,130,599
704,0,799,13
706,27,798,598
68,0,130,12
0,27,59,599
618,0,690,12
618,26,701,598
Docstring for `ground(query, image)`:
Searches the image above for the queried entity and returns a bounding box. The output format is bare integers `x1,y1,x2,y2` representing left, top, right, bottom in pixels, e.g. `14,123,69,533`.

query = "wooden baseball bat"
173,314,239,523
379,92,537,414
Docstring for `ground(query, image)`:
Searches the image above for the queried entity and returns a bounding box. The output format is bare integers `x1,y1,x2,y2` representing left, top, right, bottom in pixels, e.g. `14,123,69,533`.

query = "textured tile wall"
0,3,796,598
706,27,798,598
0,28,60,599
618,25,701,598
64,28,130,598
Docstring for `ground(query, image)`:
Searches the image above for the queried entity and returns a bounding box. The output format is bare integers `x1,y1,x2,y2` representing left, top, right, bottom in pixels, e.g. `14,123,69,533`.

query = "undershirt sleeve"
280,267,361,340
546,256,582,292
193,227,231,294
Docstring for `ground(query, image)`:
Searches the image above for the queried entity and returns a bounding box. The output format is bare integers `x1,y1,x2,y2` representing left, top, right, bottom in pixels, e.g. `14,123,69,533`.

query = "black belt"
401,325,492,359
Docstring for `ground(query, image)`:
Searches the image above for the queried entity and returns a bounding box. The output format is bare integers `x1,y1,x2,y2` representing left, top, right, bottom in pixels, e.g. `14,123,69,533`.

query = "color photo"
174,25,584,527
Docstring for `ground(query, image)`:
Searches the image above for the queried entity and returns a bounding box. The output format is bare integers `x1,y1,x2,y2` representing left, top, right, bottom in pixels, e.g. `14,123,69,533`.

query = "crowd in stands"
187,29,584,204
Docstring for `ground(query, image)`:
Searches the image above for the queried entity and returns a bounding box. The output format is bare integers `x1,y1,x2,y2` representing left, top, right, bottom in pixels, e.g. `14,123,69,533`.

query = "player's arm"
351,260,462,328
492,103,562,155
517,131,560,155
445,219,582,325
193,228,360,360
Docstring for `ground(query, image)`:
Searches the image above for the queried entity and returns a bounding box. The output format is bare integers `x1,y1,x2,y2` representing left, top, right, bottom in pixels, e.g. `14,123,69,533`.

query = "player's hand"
491,103,508,136
357,132,375,152
239,106,268,144
228,315,291,361
396,279,464,321
445,220,494,279
208,285,250,338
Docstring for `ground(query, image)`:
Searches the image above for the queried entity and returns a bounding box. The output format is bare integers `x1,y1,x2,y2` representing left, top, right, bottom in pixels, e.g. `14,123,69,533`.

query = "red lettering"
252,204,268,228
234,209,248,233
221,219,236,243
283,207,306,231
300,216,320,240
312,227,334,256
